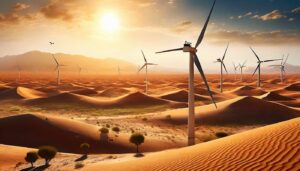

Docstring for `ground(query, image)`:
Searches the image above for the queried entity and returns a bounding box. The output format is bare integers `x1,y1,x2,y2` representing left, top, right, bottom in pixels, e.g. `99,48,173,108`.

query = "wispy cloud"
14,3,30,11
171,21,192,33
291,7,300,13
253,10,286,21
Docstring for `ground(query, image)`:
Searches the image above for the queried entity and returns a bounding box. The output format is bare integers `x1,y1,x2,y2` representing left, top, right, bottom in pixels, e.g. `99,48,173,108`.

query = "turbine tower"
138,50,157,94
16,64,21,83
239,61,246,82
214,44,229,93
233,62,239,81
269,54,289,83
52,56,65,86
250,47,281,87
156,0,217,146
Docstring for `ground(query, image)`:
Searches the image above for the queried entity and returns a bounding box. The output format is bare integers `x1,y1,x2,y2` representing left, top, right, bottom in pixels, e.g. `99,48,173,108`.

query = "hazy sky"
0,0,299,72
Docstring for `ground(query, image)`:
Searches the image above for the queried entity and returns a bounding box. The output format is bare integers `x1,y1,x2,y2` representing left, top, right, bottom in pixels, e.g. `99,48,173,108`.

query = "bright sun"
100,13,119,33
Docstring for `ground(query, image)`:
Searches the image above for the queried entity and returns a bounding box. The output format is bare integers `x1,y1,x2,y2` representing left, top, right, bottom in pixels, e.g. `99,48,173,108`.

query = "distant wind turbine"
239,61,246,82
214,44,229,93
233,62,239,81
138,50,157,94
269,54,289,83
52,55,66,86
156,0,217,146
250,47,281,87
16,64,21,83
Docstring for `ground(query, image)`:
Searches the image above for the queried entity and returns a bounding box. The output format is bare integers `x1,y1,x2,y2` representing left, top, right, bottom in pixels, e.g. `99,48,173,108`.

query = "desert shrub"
80,143,90,155
99,127,109,134
142,117,148,121
106,124,110,128
165,115,171,119
112,127,120,133
25,151,38,167
38,146,57,165
215,132,229,138
130,133,145,154
75,162,84,169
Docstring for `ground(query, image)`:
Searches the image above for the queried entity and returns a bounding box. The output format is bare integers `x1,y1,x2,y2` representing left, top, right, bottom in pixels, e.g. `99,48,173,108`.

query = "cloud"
171,21,192,33
253,10,286,21
291,7,300,14
207,30,300,45
40,0,75,21
237,12,253,19
14,3,30,11
288,18,295,22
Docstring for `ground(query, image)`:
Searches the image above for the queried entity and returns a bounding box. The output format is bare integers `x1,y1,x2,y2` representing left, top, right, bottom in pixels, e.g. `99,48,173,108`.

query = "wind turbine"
52,55,66,86
138,50,157,94
233,62,239,81
214,44,229,93
156,0,217,146
269,54,289,83
250,47,281,87
239,61,246,82
16,64,21,83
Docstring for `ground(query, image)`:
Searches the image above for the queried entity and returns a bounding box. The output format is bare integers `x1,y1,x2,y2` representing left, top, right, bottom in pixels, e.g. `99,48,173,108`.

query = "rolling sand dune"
85,118,300,171
158,90,209,102
284,83,300,91
0,114,184,154
258,92,295,101
228,85,267,96
98,87,131,97
71,88,98,95
154,96,299,125
0,87,47,100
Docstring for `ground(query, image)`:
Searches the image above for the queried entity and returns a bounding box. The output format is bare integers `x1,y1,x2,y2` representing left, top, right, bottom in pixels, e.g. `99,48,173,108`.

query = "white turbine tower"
214,44,229,93
233,62,239,81
269,54,289,83
138,50,157,94
156,0,217,146
239,61,246,82
250,47,281,87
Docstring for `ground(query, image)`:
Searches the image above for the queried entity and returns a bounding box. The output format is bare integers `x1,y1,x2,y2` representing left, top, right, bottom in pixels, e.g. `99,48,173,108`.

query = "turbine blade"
52,55,59,65
147,63,158,65
222,62,228,73
250,47,260,61
263,59,281,62
194,53,217,108
242,60,247,67
138,63,146,73
141,50,147,63
252,64,260,77
283,55,289,65
194,0,217,49
156,48,183,54
222,43,229,61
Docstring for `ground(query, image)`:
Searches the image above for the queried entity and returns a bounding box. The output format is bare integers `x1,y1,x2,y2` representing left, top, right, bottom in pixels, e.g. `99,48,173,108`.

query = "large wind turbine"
156,0,217,146
52,56,65,86
233,62,239,81
138,50,157,94
239,61,246,82
215,44,229,93
270,54,289,83
250,47,281,87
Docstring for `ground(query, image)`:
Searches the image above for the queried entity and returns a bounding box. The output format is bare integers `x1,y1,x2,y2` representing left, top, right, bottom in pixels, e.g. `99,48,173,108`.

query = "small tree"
80,143,90,156
38,146,57,165
99,127,109,134
130,133,145,154
112,127,120,134
25,151,38,167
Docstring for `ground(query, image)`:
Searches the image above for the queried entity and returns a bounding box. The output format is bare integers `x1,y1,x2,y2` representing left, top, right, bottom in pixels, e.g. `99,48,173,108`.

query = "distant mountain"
0,51,137,74
244,63,300,74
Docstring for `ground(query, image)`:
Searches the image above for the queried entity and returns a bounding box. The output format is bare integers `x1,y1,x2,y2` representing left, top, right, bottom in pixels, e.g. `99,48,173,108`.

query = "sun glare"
100,13,119,33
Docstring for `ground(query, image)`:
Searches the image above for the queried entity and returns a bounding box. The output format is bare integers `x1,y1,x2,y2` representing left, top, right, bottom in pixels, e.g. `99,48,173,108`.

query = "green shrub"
38,146,57,165
215,132,229,138
99,127,109,134
130,133,145,154
25,151,38,167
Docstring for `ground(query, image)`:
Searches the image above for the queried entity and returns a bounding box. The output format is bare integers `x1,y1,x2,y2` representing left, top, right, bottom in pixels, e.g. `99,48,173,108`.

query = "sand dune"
0,86,47,100
158,90,209,102
154,96,299,125
228,85,267,96
98,87,131,97
258,92,295,101
0,114,183,154
85,118,300,171
284,82,300,91
71,88,98,95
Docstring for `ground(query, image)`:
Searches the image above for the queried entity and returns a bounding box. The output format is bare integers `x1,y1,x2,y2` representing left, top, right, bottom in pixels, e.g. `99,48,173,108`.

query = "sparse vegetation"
99,127,109,134
106,124,110,128
166,115,171,119
130,133,145,154
25,151,38,167
215,132,229,138
112,126,120,133
80,143,90,156
142,117,148,121
38,146,57,165
75,161,84,169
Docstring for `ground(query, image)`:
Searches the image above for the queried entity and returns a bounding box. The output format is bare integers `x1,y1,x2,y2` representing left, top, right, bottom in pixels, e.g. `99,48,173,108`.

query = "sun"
100,13,120,33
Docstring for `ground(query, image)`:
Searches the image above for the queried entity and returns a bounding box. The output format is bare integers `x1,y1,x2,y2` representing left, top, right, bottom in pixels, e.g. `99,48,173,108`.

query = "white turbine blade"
156,48,183,54
52,55,59,66
222,62,228,73
263,59,281,63
252,64,260,77
147,63,158,65
222,43,229,61
193,53,217,108
138,63,147,73
194,0,217,49
141,50,147,63
250,47,260,61
242,60,247,67
283,55,289,65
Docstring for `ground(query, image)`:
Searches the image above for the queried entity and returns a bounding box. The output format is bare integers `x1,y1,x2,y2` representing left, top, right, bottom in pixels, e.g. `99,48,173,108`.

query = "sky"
0,0,299,73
